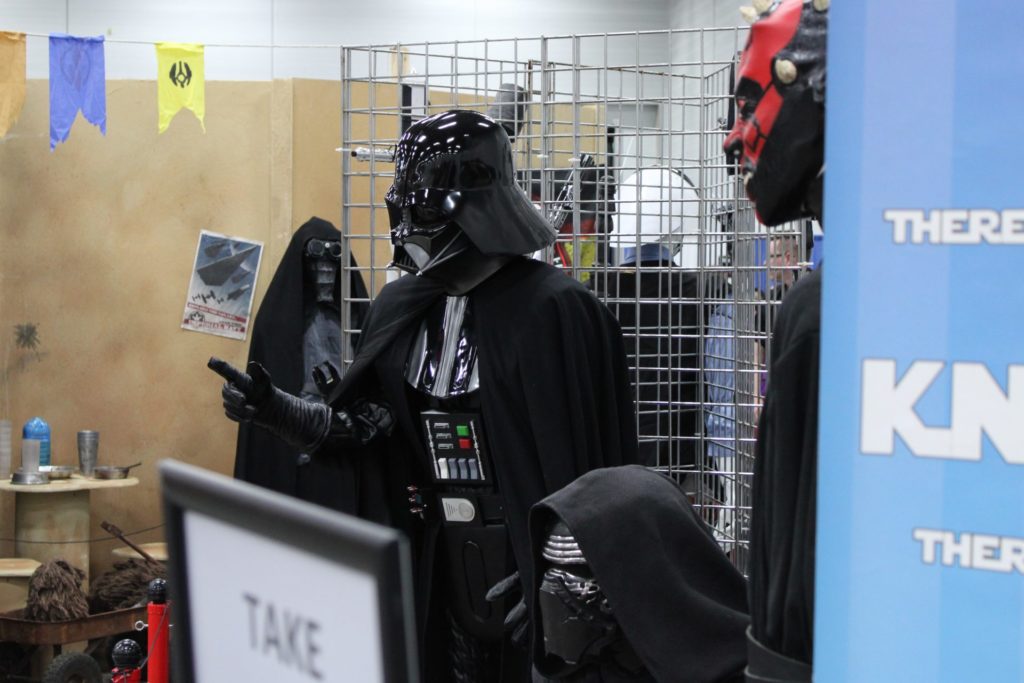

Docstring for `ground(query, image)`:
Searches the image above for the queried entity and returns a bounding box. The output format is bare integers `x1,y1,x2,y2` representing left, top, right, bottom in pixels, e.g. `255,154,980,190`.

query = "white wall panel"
2,0,675,80
669,0,746,70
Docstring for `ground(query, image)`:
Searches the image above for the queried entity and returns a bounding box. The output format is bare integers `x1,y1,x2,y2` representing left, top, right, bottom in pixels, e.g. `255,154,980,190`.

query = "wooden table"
0,475,139,587
111,541,167,562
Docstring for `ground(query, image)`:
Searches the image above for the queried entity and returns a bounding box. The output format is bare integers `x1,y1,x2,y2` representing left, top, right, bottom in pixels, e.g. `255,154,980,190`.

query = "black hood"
530,465,749,682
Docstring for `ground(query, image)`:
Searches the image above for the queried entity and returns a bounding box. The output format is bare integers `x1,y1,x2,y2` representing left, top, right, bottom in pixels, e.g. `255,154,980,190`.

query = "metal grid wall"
339,30,811,574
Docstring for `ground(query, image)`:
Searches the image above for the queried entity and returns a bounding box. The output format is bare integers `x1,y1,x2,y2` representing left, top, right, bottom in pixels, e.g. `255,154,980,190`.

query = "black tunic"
749,266,822,666
591,260,700,468
232,217,369,512
529,465,749,683
325,257,640,679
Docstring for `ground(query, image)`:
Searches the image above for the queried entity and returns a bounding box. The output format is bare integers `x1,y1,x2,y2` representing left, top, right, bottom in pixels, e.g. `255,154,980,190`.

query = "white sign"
183,510,383,682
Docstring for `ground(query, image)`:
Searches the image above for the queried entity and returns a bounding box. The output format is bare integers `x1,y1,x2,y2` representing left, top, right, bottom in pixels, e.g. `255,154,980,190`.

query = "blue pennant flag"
49,34,106,149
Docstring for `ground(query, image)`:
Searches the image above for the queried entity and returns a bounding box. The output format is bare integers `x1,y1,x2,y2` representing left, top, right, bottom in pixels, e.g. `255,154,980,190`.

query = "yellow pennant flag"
156,42,205,134
0,31,27,138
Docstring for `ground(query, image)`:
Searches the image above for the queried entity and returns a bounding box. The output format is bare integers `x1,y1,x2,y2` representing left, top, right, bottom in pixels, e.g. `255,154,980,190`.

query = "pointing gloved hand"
207,357,395,452
486,570,529,648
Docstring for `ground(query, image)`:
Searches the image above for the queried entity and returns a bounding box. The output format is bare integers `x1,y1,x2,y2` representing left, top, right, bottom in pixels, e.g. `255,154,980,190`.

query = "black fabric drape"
233,216,369,513
749,266,822,666
530,465,749,683
592,262,700,468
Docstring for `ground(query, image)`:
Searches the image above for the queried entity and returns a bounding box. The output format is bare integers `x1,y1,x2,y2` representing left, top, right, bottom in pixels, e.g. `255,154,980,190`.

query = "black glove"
208,357,395,452
331,398,395,446
485,570,529,648
209,357,332,451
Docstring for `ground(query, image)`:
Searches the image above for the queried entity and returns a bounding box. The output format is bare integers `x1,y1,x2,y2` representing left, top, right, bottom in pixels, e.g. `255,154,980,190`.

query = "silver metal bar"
338,28,769,576
340,45,354,367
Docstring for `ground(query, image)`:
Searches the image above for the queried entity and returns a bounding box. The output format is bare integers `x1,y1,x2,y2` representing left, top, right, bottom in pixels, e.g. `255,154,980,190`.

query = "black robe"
591,260,700,468
749,266,821,667
325,257,640,677
529,465,749,683
233,217,370,512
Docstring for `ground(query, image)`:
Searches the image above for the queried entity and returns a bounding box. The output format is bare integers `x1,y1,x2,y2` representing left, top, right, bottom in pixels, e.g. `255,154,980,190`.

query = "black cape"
325,257,640,664
749,266,821,665
529,465,749,683
233,217,369,512
327,256,640,582
591,261,700,468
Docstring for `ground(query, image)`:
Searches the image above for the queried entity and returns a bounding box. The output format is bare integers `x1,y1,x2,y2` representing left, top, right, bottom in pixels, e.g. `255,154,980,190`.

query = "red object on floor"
147,601,170,683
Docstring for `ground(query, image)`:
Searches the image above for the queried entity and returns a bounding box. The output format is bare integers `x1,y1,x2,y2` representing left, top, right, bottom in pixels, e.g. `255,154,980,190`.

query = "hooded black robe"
324,256,640,678
529,465,749,683
233,217,369,511
749,266,821,668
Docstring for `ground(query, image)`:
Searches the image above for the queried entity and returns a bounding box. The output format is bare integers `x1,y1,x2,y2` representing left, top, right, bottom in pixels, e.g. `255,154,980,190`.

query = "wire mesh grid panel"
339,30,813,574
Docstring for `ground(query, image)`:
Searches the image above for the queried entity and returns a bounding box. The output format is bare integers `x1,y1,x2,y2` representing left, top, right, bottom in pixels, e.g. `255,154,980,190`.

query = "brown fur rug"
88,559,167,614
23,559,89,622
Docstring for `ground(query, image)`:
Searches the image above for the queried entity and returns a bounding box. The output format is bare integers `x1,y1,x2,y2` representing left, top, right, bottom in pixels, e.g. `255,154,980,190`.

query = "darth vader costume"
529,465,748,683
232,216,370,511
211,110,639,682
723,1,827,679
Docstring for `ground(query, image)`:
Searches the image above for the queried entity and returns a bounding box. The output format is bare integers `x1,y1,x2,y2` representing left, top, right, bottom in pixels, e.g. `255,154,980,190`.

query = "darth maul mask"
724,0,828,227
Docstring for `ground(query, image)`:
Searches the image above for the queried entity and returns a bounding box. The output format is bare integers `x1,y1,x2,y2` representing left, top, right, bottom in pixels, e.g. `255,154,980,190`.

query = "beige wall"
0,77,606,583
0,79,344,579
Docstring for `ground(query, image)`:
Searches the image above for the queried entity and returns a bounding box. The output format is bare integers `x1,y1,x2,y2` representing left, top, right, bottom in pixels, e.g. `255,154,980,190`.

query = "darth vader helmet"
386,110,555,281
723,0,828,226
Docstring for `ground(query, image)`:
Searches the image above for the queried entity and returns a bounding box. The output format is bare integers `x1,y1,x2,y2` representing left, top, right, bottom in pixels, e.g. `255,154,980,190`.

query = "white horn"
774,59,798,84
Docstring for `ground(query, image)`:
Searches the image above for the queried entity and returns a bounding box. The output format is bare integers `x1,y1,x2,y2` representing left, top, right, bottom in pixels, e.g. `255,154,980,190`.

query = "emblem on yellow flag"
156,42,204,133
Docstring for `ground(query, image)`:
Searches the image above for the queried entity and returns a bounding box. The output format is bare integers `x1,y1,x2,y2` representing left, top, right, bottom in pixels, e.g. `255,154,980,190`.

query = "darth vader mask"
386,109,555,283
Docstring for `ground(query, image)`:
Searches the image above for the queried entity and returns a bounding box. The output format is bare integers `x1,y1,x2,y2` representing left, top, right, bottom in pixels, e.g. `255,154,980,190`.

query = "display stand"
0,475,139,588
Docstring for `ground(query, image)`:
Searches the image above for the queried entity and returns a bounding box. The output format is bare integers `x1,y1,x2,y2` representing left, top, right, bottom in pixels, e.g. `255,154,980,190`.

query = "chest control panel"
421,410,490,485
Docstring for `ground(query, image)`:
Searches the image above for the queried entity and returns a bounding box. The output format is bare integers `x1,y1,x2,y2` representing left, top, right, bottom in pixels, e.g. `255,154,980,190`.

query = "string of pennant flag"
0,31,210,149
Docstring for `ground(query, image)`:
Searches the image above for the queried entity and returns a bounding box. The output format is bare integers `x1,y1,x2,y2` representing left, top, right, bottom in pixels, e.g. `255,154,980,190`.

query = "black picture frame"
160,459,419,683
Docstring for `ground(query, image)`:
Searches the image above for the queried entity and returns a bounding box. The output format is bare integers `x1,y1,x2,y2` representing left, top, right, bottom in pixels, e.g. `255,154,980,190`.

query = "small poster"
182,230,263,340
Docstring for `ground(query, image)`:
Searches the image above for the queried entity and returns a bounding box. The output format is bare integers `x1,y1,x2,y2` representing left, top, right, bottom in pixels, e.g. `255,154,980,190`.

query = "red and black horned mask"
724,0,828,226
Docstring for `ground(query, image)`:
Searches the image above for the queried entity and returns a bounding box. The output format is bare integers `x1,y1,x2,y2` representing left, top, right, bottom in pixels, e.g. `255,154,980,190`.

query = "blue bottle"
23,417,51,467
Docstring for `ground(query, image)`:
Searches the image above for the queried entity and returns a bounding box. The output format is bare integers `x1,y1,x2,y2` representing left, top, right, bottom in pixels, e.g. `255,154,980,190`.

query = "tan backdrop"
0,78,345,583
0,77,606,591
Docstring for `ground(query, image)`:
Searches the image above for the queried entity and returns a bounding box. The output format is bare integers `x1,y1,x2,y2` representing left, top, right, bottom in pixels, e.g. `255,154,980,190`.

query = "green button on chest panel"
422,410,488,484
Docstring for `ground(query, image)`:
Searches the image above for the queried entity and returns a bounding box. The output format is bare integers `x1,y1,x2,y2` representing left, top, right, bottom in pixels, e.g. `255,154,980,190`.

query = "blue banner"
816,2,1024,681
49,34,106,149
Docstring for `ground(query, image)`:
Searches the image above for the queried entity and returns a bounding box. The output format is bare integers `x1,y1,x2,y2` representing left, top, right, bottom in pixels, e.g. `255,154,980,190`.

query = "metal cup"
21,438,41,473
77,430,99,477
0,420,11,479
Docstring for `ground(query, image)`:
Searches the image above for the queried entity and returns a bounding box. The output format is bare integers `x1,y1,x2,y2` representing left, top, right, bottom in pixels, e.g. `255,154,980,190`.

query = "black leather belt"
406,485,505,526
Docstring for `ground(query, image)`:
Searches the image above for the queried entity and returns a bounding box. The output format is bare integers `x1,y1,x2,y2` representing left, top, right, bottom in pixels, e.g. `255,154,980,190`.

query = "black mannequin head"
303,237,340,308
537,520,645,679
